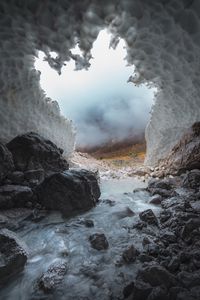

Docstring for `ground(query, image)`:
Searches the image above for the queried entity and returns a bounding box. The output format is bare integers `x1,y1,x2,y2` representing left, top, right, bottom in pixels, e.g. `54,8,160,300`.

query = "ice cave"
0,1,200,299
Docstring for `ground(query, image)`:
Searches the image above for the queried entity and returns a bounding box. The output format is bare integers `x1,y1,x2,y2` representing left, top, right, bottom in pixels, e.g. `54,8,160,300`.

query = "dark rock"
24,169,44,183
150,188,176,198
89,233,109,250
149,195,162,205
132,279,153,300
156,122,200,176
7,171,24,185
101,199,116,206
0,185,33,209
142,237,151,247
179,251,191,263
147,285,169,300
160,231,177,245
7,132,69,176
78,218,94,228
161,197,183,209
0,229,28,283
182,169,200,190
123,281,135,298
113,207,135,219
133,187,147,193
137,264,179,288
133,221,147,230
139,209,158,226
144,244,160,258
159,210,172,223
178,270,200,288
167,257,180,273
169,287,189,300
122,245,140,263
0,143,14,183
36,169,100,216
176,290,200,300
180,218,200,241
148,178,174,191
38,261,68,292
138,254,153,263
83,219,94,228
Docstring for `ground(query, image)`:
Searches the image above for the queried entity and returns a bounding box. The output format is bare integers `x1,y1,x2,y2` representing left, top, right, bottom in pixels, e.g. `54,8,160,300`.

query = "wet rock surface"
139,209,158,225
7,132,69,175
36,169,100,216
0,185,33,209
0,133,200,299
0,143,14,184
0,229,28,283
38,261,68,293
89,233,109,251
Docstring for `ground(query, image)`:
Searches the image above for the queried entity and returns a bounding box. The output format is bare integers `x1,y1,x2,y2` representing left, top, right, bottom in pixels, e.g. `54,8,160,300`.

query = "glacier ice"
0,0,199,164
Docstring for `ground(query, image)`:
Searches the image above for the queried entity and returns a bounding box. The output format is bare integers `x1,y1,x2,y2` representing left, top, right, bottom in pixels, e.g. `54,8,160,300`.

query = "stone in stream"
0,143,14,184
139,209,158,226
7,132,69,176
0,229,28,283
89,233,109,250
38,261,68,293
36,169,100,216
122,245,140,263
113,207,135,219
0,185,33,209
149,195,162,205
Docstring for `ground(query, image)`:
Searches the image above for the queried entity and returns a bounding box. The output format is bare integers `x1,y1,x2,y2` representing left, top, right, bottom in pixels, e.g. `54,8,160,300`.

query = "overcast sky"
35,30,155,149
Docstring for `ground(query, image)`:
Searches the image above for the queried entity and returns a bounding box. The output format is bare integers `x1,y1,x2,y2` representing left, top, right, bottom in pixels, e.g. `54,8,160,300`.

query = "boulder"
178,270,200,288
156,122,200,176
0,185,33,209
36,169,100,216
132,279,153,300
137,264,179,288
24,169,45,183
149,195,162,205
7,171,24,185
0,143,14,183
89,233,109,251
139,209,158,226
147,286,169,300
123,281,135,298
7,132,69,176
182,169,200,190
148,178,174,191
0,229,28,283
122,245,140,263
38,261,68,292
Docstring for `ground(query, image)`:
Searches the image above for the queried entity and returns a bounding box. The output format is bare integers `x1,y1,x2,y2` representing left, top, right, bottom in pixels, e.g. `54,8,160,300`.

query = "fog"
35,30,155,150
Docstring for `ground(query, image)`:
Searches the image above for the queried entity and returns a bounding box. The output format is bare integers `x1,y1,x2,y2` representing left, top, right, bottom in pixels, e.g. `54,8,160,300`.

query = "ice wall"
0,0,200,165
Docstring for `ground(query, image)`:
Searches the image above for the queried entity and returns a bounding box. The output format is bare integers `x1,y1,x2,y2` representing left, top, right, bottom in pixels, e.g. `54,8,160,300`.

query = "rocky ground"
0,130,200,299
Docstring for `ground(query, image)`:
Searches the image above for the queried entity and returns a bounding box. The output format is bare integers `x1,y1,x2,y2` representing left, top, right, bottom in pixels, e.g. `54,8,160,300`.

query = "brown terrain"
75,138,146,171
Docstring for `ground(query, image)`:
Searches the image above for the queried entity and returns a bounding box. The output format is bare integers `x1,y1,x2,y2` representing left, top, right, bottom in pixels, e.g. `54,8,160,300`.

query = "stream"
0,177,160,300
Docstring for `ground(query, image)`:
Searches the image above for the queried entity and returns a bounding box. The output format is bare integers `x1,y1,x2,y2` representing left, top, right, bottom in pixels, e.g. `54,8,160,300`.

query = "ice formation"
0,0,200,164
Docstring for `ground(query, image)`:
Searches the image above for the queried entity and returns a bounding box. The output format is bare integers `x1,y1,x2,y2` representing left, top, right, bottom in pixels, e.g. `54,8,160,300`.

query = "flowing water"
0,177,160,300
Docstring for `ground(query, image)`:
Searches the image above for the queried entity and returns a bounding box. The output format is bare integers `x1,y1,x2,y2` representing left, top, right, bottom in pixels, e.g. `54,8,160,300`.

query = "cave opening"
35,29,156,169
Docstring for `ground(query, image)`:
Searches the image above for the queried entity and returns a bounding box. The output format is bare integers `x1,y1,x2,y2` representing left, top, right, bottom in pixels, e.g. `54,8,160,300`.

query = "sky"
35,30,155,149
